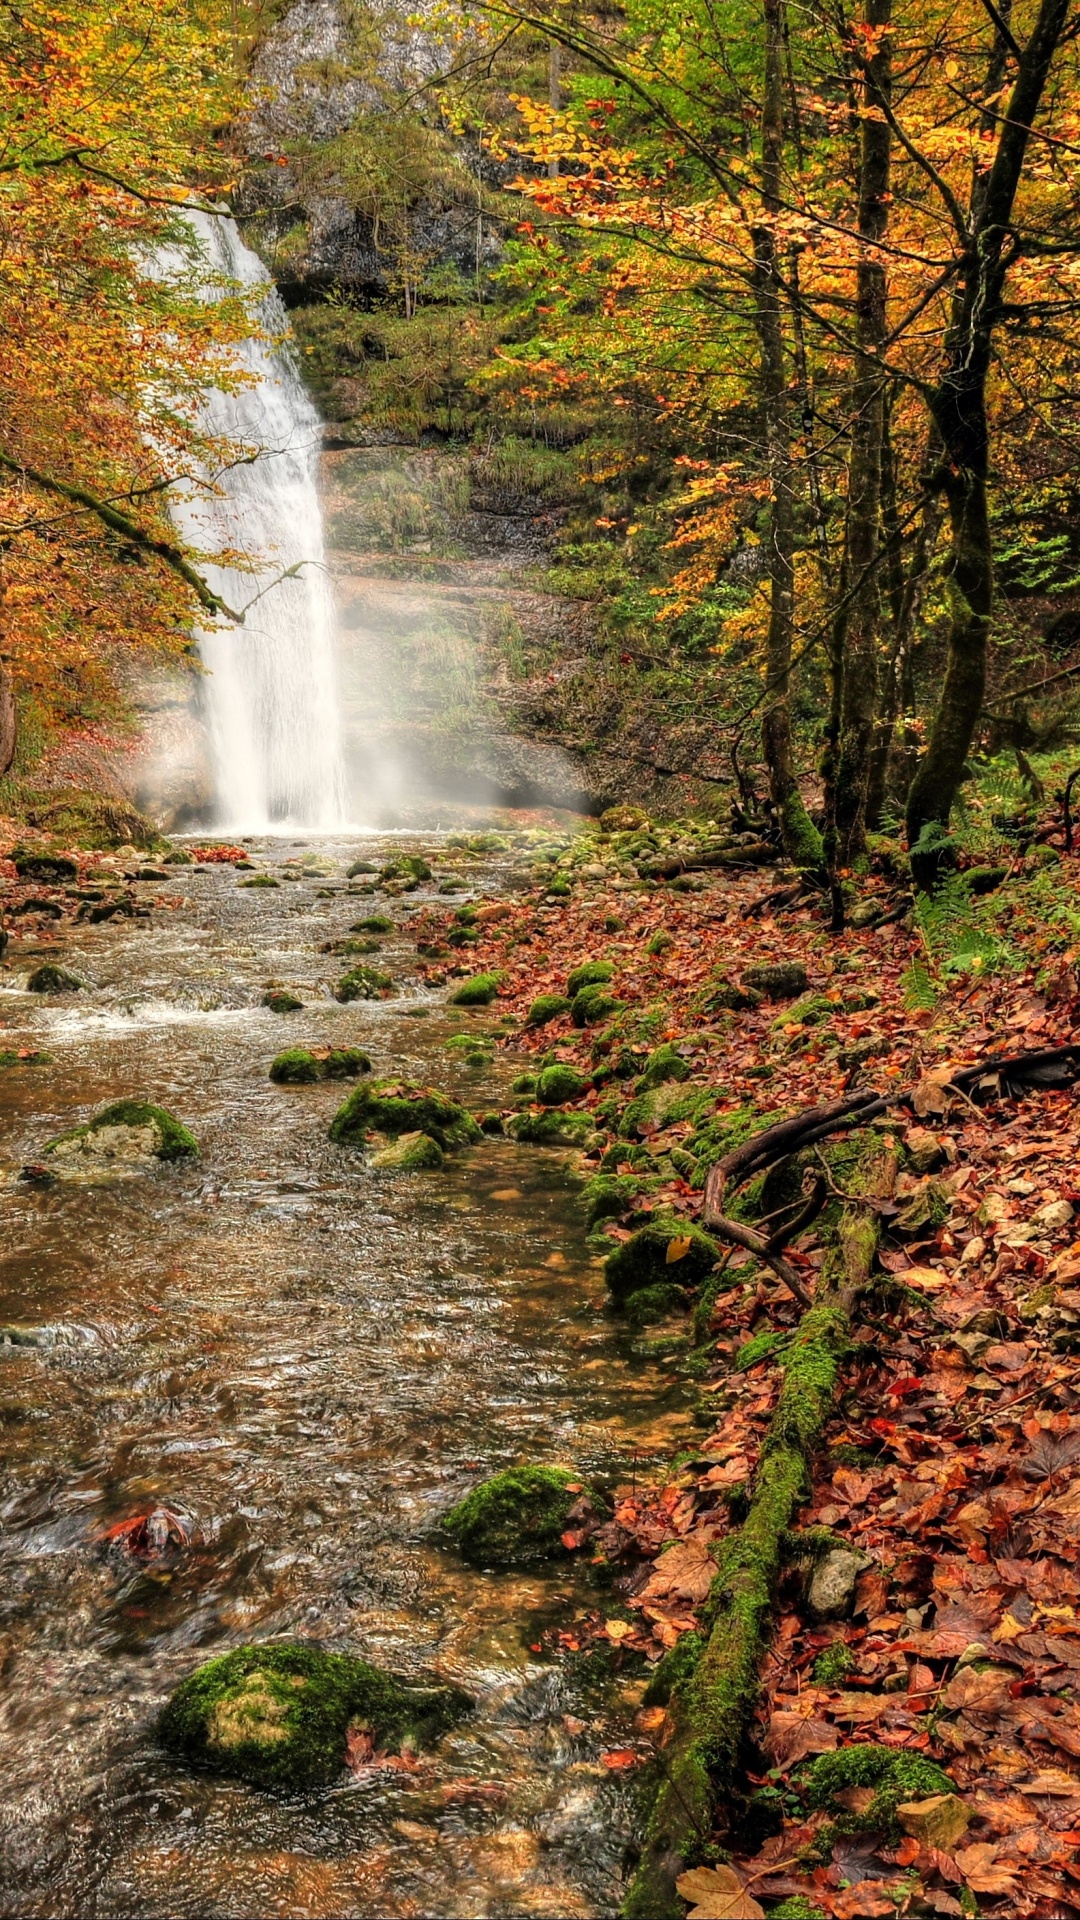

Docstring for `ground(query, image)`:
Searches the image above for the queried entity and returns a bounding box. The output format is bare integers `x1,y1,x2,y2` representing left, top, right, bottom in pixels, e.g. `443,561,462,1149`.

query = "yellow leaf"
666,1234,693,1264
992,1611,1027,1642
605,1618,633,1641
675,1865,765,1920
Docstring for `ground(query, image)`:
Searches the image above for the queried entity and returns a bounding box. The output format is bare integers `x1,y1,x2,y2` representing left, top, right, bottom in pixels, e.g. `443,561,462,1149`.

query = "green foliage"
803,1744,953,1834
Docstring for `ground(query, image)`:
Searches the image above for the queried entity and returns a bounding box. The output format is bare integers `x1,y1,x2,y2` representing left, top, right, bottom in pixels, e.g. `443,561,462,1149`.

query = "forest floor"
415,822,1080,1919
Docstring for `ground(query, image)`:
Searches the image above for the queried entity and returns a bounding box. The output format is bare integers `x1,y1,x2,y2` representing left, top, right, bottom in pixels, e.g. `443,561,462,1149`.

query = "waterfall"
168,213,348,831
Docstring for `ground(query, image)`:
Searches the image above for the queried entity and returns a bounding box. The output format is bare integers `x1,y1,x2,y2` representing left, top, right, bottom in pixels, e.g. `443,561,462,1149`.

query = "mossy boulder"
580,1172,646,1228
567,959,614,997
158,1642,471,1789
507,1109,598,1148
605,1218,720,1304
536,1063,590,1106
270,1048,371,1085
624,1282,687,1329
638,1044,691,1089
524,992,571,1027
334,965,395,1003
646,929,674,957
773,993,835,1031
803,1744,953,1835
346,859,378,877
620,1081,711,1140
698,976,761,1014
330,1080,481,1152
239,874,279,889
263,989,303,1013
600,805,648,832
369,1131,444,1171
14,850,79,882
443,1466,595,1566
27,964,82,994
352,914,393,934
449,972,503,1007
743,961,809,1000
571,986,624,1027
45,1100,197,1169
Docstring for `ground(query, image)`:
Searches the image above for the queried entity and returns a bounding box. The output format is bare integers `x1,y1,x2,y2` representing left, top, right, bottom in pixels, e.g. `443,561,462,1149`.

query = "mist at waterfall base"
167,214,351,833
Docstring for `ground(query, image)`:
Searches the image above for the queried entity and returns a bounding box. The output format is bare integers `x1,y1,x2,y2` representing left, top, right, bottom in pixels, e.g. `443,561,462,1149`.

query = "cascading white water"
168,213,348,831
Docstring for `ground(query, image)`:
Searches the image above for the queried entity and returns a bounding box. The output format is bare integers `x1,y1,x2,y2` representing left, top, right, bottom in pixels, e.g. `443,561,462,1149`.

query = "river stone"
26,964,83,994
604,1219,720,1304
369,1130,444,1171
742,961,809,1000
158,1642,471,1788
44,1100,197,1173
443,1466,598,1566
329,1080,481,1152
807,1547,874,1621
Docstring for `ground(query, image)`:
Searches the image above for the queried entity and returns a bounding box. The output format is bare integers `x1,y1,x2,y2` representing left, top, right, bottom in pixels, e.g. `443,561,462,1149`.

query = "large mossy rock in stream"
329,1080,481,1152
442,1466,598,1567
26,963,83,995
604,1218,721,1306
369,1130,444,1171
449,971,503,1007
535,1063,591,1106
44,1100,197,1171
270,1048,372,1085
333,964,395,1003
506,1108,598,1148
158,1642,472,1789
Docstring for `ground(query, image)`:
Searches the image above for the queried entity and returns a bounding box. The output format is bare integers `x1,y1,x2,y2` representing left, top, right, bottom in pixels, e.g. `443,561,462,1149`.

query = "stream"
0,837,695,1919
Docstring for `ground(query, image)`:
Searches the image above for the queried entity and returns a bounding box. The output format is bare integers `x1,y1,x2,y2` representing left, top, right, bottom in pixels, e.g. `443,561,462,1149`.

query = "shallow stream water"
0,839,694,1919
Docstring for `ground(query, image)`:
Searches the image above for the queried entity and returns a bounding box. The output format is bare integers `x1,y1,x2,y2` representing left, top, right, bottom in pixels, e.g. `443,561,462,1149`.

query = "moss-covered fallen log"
623,1134,897,1919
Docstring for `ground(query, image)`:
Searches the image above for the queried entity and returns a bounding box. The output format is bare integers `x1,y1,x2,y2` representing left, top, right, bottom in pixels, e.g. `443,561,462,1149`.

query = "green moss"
352,914,393,933
605,1219,720,1305
571,985,624,1026
767,1901,828,1920
13,849,79,882
263,990,303,1013
624,1282,687,1328
567,959,615,996
804,1744,953,1833
26,964,82,994
239,873,279,888
443,1465,590,1566
524,992,571,1027
536,1063,590,1105
646,929,674,956
270,1048,371,1084
642,1631,703,1707
0,1049,49,1068
346,859,378,877
735,1329,792,1371
334,965,395,1002
507,1108,597,1147
580,1172,645,1228
46,1100,197,1161
158,1642,471,1788
329,1080,481,1152
812,1642,856,1686
450,972,503,1007
743,961,809,1000
510,1072,537,1094
638,1044,691,1089
772,994,835,1032
369,1131,444,1170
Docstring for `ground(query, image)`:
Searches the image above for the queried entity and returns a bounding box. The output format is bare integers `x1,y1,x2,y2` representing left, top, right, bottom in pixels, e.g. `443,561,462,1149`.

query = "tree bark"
0,658,15,776
832,0,892,862
906,0,1071,887
754,0,823,872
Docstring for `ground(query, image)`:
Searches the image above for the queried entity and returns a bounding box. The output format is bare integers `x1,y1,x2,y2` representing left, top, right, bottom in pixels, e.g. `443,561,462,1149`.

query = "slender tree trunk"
832,0,892,862
0,660,14,777
754,0,823,872
906,0,1070,887
865,415,941,826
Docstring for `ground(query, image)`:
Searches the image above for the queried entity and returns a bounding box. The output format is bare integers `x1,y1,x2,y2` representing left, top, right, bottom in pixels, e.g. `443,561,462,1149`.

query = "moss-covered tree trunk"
905,0,1070,888
754,0,823,875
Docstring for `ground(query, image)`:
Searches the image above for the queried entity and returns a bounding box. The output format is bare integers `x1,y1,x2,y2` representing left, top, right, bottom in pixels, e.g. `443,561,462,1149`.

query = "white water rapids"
168,214,348,831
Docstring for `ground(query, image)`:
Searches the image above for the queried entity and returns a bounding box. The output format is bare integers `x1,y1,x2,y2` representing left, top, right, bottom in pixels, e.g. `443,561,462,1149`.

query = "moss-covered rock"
27,964,82,994
346,859,378,877
536,1063,590,1105
352,914,393,934
443,1466,594,1566
334,965,395,1003
638,1044,691,1088
812,1642,856,1686
239,874,279,889
507,1108,597,1147
270,1049,371,1085
571,986,624,1027
158,1641,471,1788
743,961,809,1000
567,959,614,997
329,1080,481,1152
803,1744,953,1834
620,1081,711,1140
369,1130,444,1171
645,929,674,957
263,989,303,1013
580,1172,646,1228
773,993,835,1031
605,1218,720,1304
14,850,79,882
449,972,502,1007
524,992,571,1027
624,1282,688,1329
697,976,762,1014
45,1100,197,1169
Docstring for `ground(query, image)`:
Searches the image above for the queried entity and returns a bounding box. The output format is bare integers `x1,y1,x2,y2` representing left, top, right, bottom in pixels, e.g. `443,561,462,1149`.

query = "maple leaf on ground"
825,1879,909,1917
675,1865,764,1919
639,1538,716,1604
763,1710,839,1767
953,1842,1020,1894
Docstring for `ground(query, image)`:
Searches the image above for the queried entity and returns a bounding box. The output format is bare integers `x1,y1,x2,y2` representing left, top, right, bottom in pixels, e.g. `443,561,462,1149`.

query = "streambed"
0,838,694,1919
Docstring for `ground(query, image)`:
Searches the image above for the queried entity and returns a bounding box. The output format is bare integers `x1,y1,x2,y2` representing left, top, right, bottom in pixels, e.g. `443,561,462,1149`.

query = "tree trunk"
866,418,941,827
754,0,823,872
906,0,1070,887
0,659,14,776
832,0,892,862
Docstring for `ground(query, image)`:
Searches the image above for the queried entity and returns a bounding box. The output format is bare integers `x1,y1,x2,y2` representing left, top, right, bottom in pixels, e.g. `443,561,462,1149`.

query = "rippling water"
0,840,693,1918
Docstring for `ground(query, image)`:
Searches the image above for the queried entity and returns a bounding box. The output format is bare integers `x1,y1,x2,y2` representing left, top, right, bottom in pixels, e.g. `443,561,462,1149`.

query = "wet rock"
566,959,615,997
13,850,78,883
698,975,761,1013
524,993,571,1027
264,989,304,1013
240,873,280,889
449,972,503,1007
270,1047,371,1084
329,1080,481,1152
601,805,649,832
443,1465,598,1566
605,1219,720,1304
44,1100,198,1170
806,1547,874,1621
334,964,395,1002
26,964,83,994
158,1641,471,1788
351,913,393,934
346,859,378,877
742,961,809,1000
507,1109,598,1148
535,1064,590,1106
369,1130,444,1171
